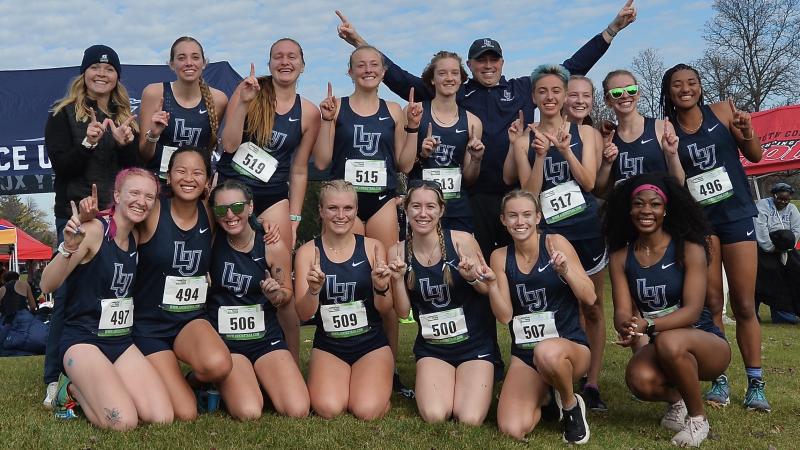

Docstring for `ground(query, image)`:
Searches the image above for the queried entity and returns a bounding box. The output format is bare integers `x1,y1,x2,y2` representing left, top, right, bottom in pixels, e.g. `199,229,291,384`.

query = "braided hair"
659,63,703,123
403,182,451,291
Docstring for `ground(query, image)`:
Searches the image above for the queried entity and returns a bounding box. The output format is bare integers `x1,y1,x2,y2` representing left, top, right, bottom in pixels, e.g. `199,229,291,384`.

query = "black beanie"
80,45,121,76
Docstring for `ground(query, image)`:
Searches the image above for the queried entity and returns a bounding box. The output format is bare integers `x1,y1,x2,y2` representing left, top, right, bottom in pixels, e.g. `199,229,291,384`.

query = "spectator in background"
755,182,800,324
0,271,37,324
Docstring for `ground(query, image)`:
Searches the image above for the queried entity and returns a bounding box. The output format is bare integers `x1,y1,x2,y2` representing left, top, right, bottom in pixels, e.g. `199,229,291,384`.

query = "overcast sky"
1,0,715,226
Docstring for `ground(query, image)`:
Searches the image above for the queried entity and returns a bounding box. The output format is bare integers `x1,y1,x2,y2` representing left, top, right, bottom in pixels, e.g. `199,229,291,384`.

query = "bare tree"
630,48,664,118
590,88,615,127
704,0,800,111
694,49,750,107
0,195,55,246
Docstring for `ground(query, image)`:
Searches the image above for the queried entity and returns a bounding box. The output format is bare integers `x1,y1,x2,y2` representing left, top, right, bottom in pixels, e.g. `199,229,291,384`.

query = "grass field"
1,291,798,449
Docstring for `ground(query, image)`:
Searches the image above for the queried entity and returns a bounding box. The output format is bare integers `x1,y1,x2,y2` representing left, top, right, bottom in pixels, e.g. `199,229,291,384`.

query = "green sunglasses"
607,84,639,99
213,201,247,217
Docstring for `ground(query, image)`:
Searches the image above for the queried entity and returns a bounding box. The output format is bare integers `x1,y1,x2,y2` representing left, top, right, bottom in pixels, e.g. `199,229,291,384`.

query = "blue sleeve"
561,34,610,76
382,55,435,101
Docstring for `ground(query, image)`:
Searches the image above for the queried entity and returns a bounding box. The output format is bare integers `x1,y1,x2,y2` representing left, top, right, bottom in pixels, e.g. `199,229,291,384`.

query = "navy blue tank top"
64,220,137,337
408,102,471,219
147,82,213,177
216,94,303,197
407,230,492,356
312,235,385,350
1,281,28,320
207,228,281,341
331,97,398,191
133,197,212,337
676,105,756,225
505,236,586,347
611,117,669,184
532,122,601,239
624,239,718,333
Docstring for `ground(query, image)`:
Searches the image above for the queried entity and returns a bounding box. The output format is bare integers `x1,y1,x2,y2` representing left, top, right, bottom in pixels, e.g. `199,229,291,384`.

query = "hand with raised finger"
728,98,754,137
454,241,476,280
370,244,391,291
602,141,619,163
601,121,617,146
63,200,85,253
85,107,105,146
610,0,636,33
260,220,281,245
261,270,284,306
466,125,485,160
507,110,526,144
307,247,325,295
150,97,169,138
531,125,550,156
543,128,572,156
335,10,366,47
107,115,137,146
387,242,407,281
661,117,679,156
420,122,437,159
475,252,496,283
240,63,261,103
406,87,423,129
548,238,568,277
320,82,336,122
79,183,100,222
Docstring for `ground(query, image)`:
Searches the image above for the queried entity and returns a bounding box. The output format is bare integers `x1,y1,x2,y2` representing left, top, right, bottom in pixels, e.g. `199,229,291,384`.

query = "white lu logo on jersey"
221,262,252,298
173,118,202,146
431,135,456,166
325,274,357,304
268,130,288,152
687,143,717,170
110,263,134,298
619,152,644,178
516,284,547,312
636,279,668,310
172,242,202,276
419,278,452,308
353,125,381,157
544,157,570,184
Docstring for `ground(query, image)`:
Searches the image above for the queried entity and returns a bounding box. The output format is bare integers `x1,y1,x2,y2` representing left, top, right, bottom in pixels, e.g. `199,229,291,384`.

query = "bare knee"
138,408,174,425
533,350,563,374
312,397,346,419
229,401,263,421
350,399,388,421
654,334,685,362
194,352,233,383
625,365,661,400
499,418,533,441
418,402,451,424
730,297,757,320
454,408,486,426
98,409,139,432
173,402,198,422
277,397,310,418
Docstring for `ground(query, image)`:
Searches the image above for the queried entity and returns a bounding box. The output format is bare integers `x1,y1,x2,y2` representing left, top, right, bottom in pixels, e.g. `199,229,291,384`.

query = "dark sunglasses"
408,179,443,190
213,201,247,217
607,84,639,99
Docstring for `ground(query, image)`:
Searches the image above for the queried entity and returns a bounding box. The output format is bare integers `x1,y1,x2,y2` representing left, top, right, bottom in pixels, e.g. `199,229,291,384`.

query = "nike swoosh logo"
199,109,207,114
538,263,551,272
592,254,603,262
270,340,281,346
464,90,476,97
661,262,675,269
288,117,299,122
455,129,467,134
477,354,491,359
707,124,719,132
199,227,209,234
129,252,137,257
378,195,388,201
253,257,264,262
569,143,578,148
640,138,654,145
747,229,755,236
352,260,366,267
378,116,391,121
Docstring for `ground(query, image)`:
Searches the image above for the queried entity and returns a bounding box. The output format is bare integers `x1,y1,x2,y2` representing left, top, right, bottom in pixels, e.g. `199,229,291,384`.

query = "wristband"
290,214,302,222
57,242,77,258
81,137,98,149
373,285,390,296
466,277,480,285
605,26,618,37
742,129,754,141
145,130,160,143
404,126,420,133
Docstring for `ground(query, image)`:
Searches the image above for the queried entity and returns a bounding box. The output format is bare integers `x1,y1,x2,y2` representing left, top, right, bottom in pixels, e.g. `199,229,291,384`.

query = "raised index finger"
518,110,524,126
727,97,737,115
122,114,137,128
70,200,79,218
250,63,256,78
427,122,433,139
89,107,97,124
327,81,333,99
409,87,415,104
624,0,633,7
314,246,321,267
335,9,349,23
91,183,98,201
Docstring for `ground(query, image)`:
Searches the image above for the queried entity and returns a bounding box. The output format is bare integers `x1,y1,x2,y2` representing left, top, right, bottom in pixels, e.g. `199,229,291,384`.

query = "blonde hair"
245,38,305,148
51,75,138,132
501,189,541,214
170,36,218,151
403,183,452,290
318,180,357,209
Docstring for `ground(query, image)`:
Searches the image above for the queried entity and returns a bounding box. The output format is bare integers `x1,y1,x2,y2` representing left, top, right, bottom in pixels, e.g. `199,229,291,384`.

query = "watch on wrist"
57,241,76,258
145,130,160,143
644,317,656,338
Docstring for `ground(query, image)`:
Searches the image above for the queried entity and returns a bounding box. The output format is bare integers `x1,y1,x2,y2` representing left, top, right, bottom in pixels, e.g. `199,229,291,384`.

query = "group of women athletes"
38,9,769,447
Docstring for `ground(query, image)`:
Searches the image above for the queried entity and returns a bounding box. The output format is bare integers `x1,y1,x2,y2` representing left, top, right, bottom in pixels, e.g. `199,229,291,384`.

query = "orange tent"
0,219,53,271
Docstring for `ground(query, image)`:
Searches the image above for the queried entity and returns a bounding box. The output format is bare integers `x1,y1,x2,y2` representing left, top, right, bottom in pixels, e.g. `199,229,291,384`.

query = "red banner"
740,104,800,176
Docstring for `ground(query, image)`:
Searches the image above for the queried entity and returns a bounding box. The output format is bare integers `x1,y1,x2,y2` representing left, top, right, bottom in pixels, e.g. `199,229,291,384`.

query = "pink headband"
632,184,668,203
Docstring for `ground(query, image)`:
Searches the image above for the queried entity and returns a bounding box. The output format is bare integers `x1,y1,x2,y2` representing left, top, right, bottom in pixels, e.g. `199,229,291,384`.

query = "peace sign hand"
240,63,260,103
660,117,679,156
63,200,85,253
420,122,438,158
307,247,326,295
370,244,391,292
336,10,366,47
475,252,496,283
320,82,336,122
466,125,485,160
728,98,754,138
85,107,105,146
531,125,550,157
150,97,169,137
406,87,423,129
454,241,477,281
387,242,407,281
106,115,137,146
542,127,572,156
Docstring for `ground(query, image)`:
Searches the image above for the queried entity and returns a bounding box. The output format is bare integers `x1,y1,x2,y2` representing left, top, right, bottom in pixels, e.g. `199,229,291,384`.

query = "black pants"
469,193,512,259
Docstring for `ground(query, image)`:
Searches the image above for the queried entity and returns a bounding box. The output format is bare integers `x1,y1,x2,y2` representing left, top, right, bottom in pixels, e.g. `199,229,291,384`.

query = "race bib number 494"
161,276,208,312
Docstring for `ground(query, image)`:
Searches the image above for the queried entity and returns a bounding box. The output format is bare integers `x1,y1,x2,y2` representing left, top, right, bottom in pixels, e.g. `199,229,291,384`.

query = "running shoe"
53,373,78,420
660,399,687,432
393,372,415,399
743,378,771,412
561,394,590,445
43,381,58,411
581,385,608,412
670,415,709,448
704,374,730,407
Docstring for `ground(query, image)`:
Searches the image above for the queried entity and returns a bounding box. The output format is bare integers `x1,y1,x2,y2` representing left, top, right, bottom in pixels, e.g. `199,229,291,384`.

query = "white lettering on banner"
1,145,52,172
38,145,51,169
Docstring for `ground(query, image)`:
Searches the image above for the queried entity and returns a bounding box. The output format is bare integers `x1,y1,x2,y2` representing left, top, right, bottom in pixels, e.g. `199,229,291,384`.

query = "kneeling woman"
605,174,730,448
485,190,596,444
41,168,173,430
208,180,309,420
388,181,495,425
294,180,394,420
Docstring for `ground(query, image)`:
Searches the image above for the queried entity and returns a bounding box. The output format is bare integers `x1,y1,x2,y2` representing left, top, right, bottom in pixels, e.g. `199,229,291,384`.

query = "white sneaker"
43,382,58,410
661,399,687,432
671,415,709,448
